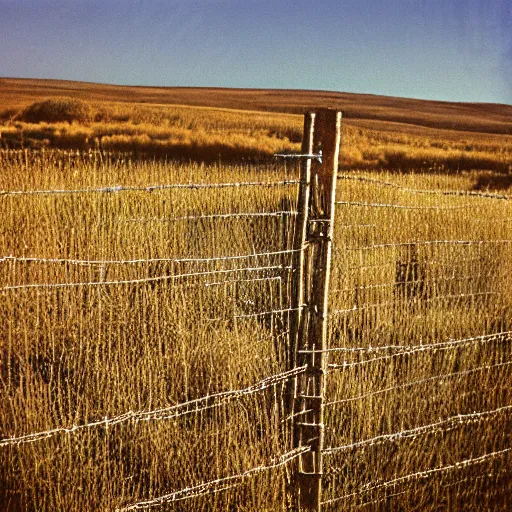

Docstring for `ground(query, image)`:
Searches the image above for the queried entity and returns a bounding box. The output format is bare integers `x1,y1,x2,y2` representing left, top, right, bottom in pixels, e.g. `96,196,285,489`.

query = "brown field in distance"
1,77,511,178
2,77,512,133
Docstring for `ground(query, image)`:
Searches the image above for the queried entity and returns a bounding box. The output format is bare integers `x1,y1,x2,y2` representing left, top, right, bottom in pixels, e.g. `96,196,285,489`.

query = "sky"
1,0,511,104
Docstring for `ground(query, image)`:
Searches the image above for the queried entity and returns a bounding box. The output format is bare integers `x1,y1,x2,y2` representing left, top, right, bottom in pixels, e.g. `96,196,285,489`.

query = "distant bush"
473,171,512,191
18,98,93,124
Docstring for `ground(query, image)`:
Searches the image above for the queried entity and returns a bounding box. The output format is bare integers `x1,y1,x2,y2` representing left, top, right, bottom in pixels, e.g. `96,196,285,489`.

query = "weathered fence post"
293,109,342,511
288,112,315,373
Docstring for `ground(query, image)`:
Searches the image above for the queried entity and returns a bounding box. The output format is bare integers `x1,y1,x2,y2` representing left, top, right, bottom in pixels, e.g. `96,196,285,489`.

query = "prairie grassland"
2,79,512,173
1,150,511,512
326,172,512,509
2,77,512,135
0,151,298,511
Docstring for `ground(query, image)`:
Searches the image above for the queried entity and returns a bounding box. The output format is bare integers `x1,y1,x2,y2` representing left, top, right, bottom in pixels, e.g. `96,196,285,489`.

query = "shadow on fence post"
289,109,342,511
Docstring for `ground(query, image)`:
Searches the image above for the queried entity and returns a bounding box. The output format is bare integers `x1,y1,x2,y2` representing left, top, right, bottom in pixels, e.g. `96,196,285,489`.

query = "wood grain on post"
296,109,342,512
289,112,315,372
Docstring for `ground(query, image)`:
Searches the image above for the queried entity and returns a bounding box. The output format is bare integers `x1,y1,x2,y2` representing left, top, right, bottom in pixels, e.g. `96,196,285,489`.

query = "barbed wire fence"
318,161,512,509
1,110,512,511
0,147,308,511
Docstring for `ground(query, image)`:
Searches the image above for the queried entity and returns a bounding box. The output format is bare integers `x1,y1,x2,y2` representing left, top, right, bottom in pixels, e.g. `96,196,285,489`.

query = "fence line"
325,360,512,406
0,179,301,197
0,248,299,267
331,291,499,316
115,446,310,511
0,365,307,448
335,200,475,210
337,174,511,201
327,338,510,370
343,239,512,251
321,447,511,507
331,273,500,294
323,404,512,455
234,306,304,319
299,331,512,355
118,210,298,222
347,256,484,272
0,265,293,292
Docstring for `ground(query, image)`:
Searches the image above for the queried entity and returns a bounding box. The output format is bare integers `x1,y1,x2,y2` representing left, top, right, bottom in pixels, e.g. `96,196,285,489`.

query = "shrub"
17,98,93,124
473,171,512,191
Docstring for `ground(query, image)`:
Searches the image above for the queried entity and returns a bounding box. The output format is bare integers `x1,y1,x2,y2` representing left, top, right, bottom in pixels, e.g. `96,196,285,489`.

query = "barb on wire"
116,446,309,511
301,331,512,355
323,404,512,455
0,249,300,267
0,180,301,197
321,447,511,506
337,174,511,201
325,360,512,406
118,210,299,223
0,365,307,448
0,265,293,292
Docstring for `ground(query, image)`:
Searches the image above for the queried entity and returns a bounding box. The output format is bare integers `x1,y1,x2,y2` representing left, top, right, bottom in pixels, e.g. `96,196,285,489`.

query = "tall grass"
2,99,512,173
0,151,298,511
1,151,511,511
325,172,512,510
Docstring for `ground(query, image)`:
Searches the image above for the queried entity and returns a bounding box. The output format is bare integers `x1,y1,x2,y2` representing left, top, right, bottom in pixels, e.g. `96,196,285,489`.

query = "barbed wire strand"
325,360,512,406
300,331,512,355
0,365,307,448
118,211,298,222
343,239,512,252
352,468,509,509
0,248,300,267
0,180,301,197
234,306,304,319
323,404,512,455
327,340,511,370
441,469,509,490
347,256,484,272
337,174,511,201
115,446,309,511
352,490,409,510
321,447,511,506
331,291,499,316
201,275,282,288
335,201,475,210
0,265,293,292
331,273,500,294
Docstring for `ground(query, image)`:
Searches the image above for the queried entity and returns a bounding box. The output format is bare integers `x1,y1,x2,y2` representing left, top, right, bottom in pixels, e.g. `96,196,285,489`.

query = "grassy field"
1,78,512,175
0,79,511,511
1,149,511,511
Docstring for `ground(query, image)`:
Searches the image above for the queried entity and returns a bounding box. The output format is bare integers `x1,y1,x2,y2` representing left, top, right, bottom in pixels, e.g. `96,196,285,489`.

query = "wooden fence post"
293,109,342,512
289,112,315,373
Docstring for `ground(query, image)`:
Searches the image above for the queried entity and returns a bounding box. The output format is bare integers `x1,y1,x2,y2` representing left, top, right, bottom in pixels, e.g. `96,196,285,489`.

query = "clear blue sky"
1,0,511,104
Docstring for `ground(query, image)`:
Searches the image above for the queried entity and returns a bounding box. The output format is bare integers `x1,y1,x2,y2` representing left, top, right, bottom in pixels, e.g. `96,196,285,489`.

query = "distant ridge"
1,77,511,135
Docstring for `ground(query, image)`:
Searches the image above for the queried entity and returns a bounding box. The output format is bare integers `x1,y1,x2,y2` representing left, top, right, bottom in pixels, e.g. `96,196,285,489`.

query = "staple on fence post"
293,109,342,512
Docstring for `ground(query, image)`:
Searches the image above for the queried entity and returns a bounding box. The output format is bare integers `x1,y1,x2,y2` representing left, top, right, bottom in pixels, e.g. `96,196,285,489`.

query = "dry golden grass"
1,149,511,511
0,151,298,511
1,77,512,134
1,78,511,174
